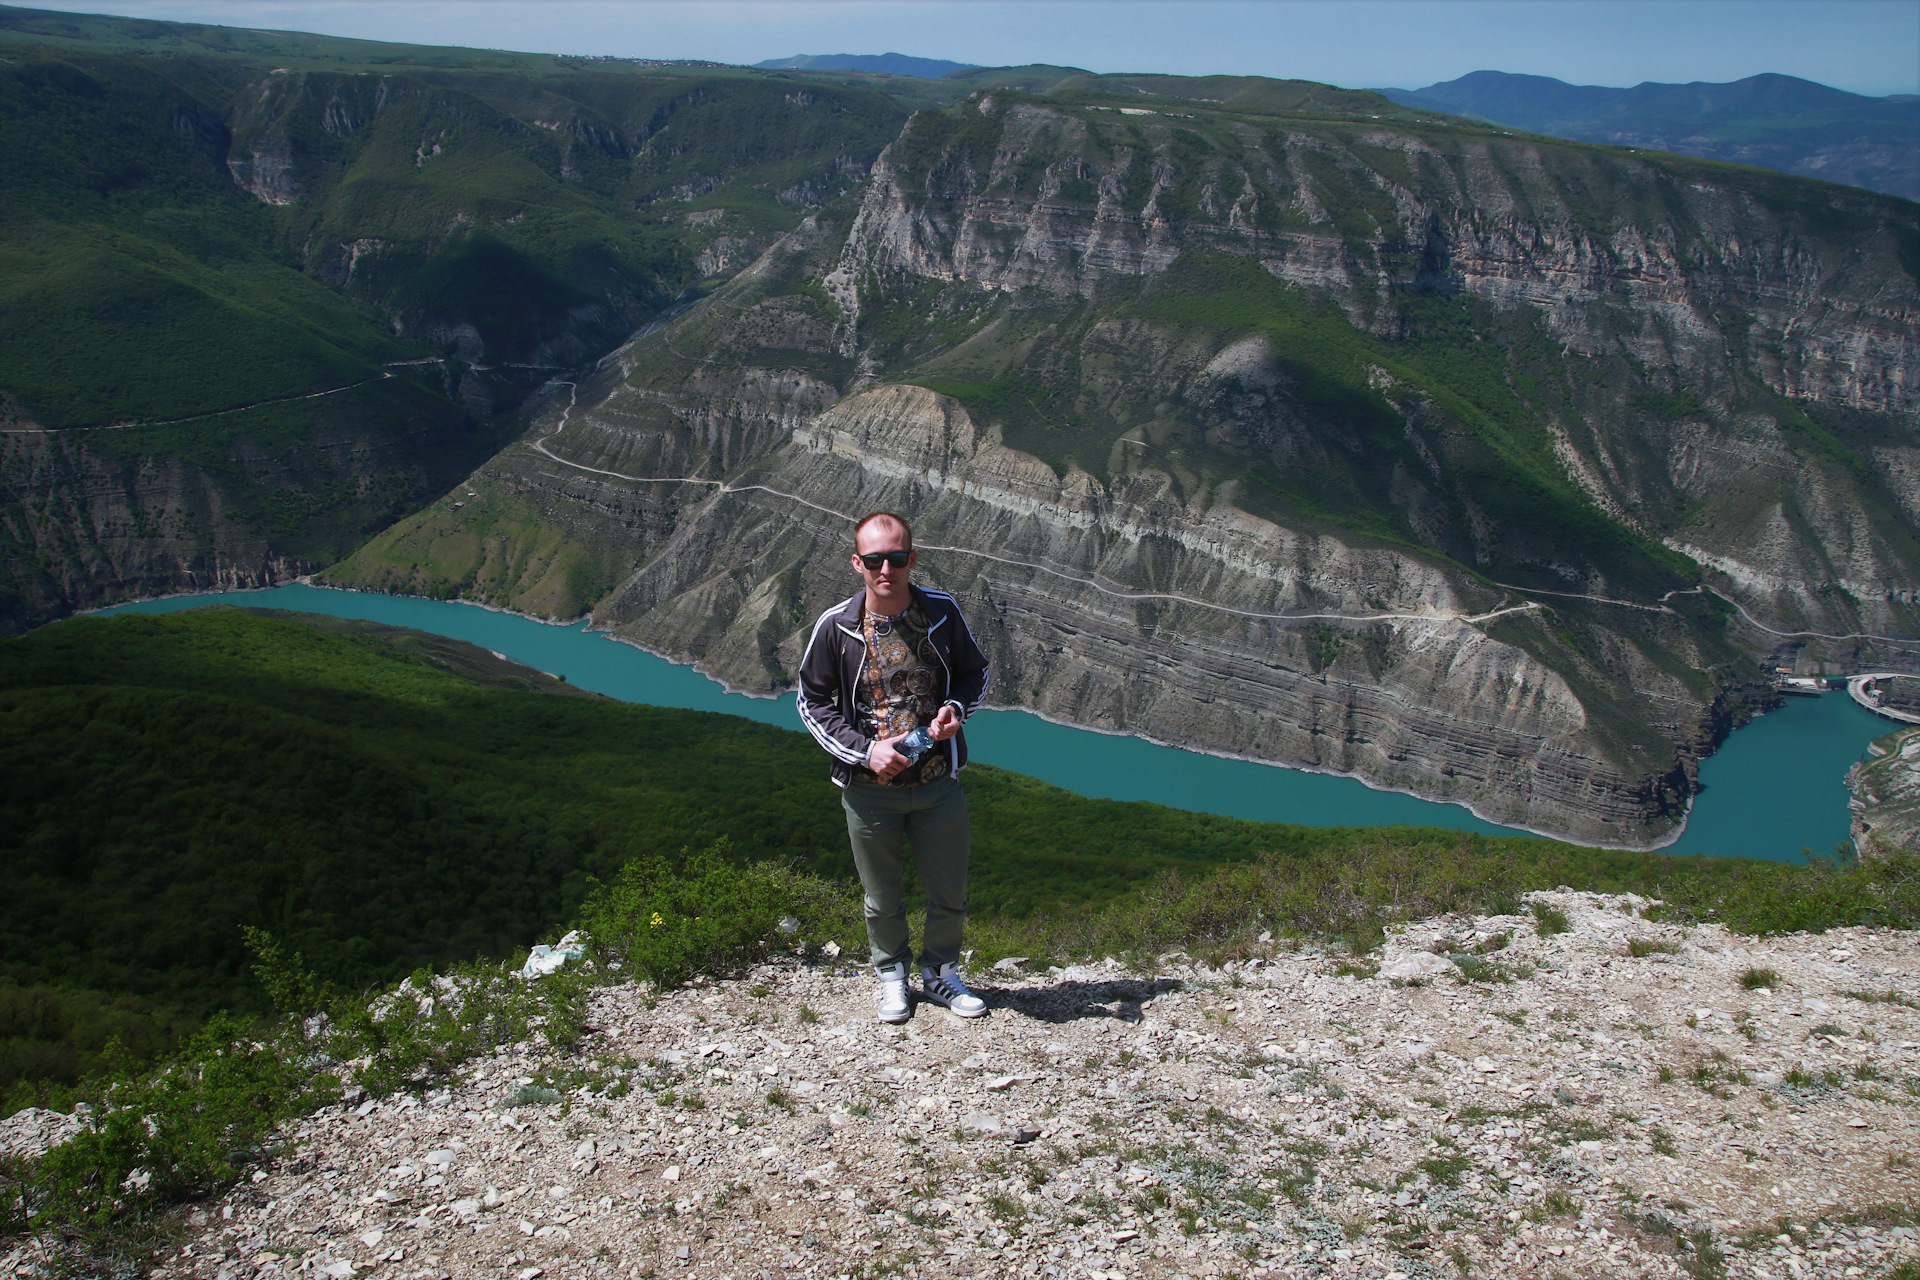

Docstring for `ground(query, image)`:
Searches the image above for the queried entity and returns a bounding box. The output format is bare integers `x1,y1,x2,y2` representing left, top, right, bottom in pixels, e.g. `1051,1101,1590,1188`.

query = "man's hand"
928,704,962,742
866,734,910,782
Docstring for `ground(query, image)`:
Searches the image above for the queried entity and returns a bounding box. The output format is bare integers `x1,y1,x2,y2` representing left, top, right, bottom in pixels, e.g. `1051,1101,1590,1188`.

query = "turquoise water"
99,584,1887,860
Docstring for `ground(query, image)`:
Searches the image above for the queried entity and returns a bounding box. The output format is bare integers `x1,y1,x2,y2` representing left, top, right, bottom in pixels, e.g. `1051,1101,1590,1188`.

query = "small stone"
991,957,1029,972
1847,1118,1869,1128
960,1111,1005,1136
662,1165,682,1182
450,1198,481,1219
573,1137,597,1159
319,1263,355,1279
516,1268,544,1280
676,1245,692,1260
357,1230,383,1248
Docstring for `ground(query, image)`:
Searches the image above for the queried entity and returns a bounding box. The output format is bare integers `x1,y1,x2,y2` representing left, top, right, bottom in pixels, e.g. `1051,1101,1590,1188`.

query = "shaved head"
854,511,912,550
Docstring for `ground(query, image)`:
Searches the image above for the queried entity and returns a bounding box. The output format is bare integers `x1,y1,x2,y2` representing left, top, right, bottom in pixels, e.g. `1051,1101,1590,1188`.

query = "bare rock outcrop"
114,895,1920,1280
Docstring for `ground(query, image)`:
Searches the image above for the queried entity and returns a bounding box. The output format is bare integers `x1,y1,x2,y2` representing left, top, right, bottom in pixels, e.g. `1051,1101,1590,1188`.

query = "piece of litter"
518,931,586,979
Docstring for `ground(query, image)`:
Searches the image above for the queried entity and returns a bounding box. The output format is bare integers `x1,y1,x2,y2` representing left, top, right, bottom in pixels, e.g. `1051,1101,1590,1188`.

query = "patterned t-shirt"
853,603,950,787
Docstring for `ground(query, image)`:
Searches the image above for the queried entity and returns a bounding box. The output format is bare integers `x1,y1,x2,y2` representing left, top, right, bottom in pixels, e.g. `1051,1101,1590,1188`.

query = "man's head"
852,511,915,609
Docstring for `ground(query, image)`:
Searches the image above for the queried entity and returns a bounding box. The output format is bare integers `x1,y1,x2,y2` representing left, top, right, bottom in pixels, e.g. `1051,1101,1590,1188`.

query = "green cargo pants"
841,774,971,971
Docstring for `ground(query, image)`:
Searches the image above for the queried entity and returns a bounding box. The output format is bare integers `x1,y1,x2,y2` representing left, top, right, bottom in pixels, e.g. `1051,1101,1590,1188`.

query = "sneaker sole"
922,994,988,1018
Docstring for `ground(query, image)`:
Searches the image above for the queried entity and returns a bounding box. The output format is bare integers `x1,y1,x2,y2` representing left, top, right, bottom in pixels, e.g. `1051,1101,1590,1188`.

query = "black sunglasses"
856,550,911,570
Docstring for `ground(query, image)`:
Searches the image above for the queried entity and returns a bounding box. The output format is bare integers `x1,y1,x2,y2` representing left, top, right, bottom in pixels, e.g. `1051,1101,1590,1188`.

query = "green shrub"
23,1013,328,1237
1740,967,1781,991
1531,902,1571,937
579,838,859,988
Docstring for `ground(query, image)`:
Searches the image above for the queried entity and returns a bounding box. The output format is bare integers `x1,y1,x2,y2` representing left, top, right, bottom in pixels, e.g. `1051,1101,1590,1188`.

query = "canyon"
332,89,1920,846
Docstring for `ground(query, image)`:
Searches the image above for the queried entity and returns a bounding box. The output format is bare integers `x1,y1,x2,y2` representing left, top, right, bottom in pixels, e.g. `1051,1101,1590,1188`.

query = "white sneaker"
876,963,912,1023
920,963,987,1018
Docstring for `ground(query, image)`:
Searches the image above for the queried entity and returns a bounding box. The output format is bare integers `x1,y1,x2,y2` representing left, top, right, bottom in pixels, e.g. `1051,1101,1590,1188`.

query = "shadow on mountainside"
970,977,1184,1024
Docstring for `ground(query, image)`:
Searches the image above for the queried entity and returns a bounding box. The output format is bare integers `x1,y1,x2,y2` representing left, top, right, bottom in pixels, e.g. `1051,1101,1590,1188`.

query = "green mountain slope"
4,606,1882,1103
0,605,1588,1092
0,17,914,633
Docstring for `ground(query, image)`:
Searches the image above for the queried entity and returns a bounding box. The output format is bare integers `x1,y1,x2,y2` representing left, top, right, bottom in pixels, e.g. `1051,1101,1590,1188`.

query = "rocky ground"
25,892,1919,1280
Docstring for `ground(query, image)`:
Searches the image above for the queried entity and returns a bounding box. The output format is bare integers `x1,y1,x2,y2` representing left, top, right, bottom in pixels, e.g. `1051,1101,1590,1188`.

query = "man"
798,512,991,1023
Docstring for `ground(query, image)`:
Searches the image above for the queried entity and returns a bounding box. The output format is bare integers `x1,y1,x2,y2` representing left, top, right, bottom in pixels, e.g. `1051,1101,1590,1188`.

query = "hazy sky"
24,0,1920,97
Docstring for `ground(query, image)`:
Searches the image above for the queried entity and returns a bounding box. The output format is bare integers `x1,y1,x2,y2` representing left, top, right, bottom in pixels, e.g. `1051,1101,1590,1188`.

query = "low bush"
579,838,861,988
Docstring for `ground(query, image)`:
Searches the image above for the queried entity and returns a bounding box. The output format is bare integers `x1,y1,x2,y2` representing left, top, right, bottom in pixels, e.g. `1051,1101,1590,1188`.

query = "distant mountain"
1378,71,1919,200
755,52,977,79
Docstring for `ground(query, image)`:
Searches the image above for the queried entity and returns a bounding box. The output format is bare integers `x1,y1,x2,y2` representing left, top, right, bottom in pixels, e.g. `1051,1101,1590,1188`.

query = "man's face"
852,521,915,597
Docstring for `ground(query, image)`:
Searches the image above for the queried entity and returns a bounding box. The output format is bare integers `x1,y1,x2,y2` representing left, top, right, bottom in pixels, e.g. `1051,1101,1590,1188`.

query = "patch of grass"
1627,938,1681,957
1531,903,1571,937
1845,989,1914,1007
1417,1153,1473,1188
1739,967,1780,991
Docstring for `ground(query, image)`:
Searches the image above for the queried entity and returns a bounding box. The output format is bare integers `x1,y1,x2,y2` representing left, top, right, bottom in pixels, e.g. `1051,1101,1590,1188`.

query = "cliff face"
329,92,1920,844
1850,724,1920,857
0,388,493,620
827,98,1919,639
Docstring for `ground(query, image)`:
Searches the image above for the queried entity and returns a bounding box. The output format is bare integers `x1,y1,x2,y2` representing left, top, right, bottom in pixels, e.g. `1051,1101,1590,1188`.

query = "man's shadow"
965,976,1184,1024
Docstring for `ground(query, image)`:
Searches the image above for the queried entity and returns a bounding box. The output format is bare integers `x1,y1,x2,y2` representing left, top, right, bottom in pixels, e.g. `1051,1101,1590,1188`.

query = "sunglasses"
856,550,911,570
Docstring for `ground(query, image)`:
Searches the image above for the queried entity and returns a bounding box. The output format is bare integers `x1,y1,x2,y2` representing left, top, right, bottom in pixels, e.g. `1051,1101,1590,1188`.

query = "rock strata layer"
67,894,1920,1280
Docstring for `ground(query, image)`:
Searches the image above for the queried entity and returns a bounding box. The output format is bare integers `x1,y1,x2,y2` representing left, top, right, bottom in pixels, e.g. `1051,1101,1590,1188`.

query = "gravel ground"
89,893,1920,1279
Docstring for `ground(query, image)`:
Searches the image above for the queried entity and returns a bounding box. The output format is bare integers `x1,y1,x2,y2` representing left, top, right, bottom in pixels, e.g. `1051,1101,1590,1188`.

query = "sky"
18,0,1920,97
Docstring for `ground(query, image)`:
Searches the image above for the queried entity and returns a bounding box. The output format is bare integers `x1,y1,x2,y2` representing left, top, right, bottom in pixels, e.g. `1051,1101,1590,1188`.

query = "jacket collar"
838,583,927,629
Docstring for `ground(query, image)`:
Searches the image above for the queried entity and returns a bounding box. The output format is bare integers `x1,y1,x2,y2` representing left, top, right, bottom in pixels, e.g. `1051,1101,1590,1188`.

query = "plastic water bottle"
897,725,937,761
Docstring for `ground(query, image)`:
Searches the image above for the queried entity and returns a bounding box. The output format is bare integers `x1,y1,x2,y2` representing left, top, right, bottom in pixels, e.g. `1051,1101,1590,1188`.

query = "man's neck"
864,584,912,617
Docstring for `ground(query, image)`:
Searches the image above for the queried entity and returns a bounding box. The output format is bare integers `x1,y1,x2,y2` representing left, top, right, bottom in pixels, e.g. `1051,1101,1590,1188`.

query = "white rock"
991,957,1029,972
1380,952,1453,981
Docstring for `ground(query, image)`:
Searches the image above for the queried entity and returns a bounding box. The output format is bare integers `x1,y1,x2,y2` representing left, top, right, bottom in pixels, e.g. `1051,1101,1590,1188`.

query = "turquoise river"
103,585,1892,862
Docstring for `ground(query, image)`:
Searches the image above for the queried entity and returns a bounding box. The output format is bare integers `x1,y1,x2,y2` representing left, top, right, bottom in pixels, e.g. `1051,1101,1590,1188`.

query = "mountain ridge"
1378,70,1920,200
753,52,979,79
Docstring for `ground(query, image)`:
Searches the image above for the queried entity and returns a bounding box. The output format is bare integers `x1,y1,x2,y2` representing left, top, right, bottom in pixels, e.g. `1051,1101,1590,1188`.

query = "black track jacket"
797,585,990,787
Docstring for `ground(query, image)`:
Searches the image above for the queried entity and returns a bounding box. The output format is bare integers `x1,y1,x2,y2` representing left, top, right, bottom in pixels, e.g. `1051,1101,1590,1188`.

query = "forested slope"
0,16,912,632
